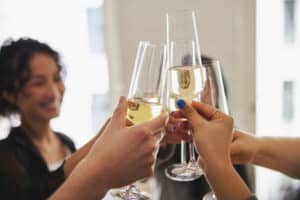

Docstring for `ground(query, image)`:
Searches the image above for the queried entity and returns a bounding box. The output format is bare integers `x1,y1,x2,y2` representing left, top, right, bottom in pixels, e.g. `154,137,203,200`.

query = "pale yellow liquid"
127,97,162,125
167,66,203,111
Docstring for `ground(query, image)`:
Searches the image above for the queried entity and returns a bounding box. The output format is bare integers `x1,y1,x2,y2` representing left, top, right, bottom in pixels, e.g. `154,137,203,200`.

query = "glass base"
165,162,203,182
203,191,216,200
110,185,151,200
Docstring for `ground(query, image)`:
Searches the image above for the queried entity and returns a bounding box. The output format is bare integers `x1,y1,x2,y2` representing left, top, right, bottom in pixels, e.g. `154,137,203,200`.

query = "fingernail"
176,99,186,109
170,111,176,116
118,96,125,105
179,121,189,129
172,124,177,132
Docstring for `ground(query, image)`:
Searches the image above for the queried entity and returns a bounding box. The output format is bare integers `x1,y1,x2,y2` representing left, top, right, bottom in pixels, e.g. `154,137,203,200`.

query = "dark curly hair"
0,37,65,117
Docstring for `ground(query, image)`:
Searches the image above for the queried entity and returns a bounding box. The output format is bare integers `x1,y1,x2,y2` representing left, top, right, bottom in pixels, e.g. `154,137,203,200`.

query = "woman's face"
15,53,65,122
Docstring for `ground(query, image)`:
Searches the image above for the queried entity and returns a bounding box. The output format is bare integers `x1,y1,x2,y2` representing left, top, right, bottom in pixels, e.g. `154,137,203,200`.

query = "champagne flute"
111,41,167,200
164,9,205,182
201,59,229,200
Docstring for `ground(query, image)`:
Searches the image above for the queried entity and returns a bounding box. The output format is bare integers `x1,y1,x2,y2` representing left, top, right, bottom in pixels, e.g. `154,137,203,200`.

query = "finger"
110,96,128,128
161,136,182,144
175,122,191,142
172,122,190,136
170,111,185,119
165,123,177,133
166,119,189,133
161,131,191,144
177,131,193,142
178,121,190,129
176,99,206,126
229,141,240,156
232,130,239,142
139,111,169,133
126,118,134,127
153,130,165,144
164,124,190,142
169,114,185,123
230,156,243,164
191,101,219,119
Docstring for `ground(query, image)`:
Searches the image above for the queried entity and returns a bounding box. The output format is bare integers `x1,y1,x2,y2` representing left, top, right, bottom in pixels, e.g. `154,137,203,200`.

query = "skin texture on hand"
231,129,300,179
50,96,168,200
176,100,251,200
230,130,259,165
175,100,234,166
63,116,136,177
161,111,192,145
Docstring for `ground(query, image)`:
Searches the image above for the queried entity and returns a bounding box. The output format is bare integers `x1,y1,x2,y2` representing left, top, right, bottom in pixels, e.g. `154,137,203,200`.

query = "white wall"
104,0,256,133
256,0,300,199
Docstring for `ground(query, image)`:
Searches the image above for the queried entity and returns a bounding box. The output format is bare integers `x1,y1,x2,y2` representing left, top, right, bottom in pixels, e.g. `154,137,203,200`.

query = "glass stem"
189,130,197,163
180,141,187,164
189,143,197,162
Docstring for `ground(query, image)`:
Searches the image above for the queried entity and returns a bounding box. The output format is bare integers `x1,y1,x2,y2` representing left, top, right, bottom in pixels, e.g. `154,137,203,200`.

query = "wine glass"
201,59,229,200
164,9,205,182
111,41,167,200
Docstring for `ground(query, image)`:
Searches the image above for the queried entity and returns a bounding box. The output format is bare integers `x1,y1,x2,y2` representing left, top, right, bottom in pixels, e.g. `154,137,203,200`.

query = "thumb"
140,111,168,134
110,96,128,128
230,141,239,155
176,99,206,127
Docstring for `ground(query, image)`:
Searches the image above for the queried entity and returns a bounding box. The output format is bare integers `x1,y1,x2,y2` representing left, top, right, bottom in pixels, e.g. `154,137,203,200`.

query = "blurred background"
0,0,300,199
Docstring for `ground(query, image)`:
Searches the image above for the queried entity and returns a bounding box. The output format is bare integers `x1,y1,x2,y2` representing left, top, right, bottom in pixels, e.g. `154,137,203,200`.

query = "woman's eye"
32,81,44,86
54,76,62,82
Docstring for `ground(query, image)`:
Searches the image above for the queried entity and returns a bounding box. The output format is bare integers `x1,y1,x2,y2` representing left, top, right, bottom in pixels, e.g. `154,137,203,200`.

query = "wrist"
80,157,111,198
200,154,232,175
204,160,252,200
58,157,109,199
252,136,264,165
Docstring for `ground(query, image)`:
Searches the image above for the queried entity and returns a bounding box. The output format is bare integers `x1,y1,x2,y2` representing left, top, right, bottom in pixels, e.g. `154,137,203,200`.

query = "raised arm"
63,118,110,177
231,130,300,179
49,96,168,200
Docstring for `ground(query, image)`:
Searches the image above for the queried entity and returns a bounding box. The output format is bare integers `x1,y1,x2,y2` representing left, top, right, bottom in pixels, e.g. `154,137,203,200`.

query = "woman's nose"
46,82,61,98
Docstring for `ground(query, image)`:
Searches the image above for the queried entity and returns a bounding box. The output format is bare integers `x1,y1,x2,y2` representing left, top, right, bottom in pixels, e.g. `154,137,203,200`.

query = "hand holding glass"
111,41,166,200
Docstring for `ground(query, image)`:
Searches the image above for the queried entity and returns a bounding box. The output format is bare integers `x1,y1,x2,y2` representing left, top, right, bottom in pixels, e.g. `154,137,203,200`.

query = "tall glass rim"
167,40,202,68
128,41,167,101
201,59,229,114
165,9,202,66
128,41,153,97
166,9,200,43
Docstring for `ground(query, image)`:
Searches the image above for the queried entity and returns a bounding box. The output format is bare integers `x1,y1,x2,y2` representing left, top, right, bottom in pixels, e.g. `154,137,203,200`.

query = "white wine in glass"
127,96,162,125
167,65,203,104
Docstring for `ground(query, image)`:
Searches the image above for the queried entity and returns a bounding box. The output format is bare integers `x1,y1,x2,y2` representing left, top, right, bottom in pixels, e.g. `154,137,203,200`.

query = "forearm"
50,158,108,200
205,159,251,200
254,137,300,178
64,119,110,177
63,137,97,177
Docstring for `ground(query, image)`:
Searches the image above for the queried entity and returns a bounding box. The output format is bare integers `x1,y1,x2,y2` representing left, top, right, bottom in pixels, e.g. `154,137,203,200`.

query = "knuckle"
150,167,155,176
146,166,155,177
113,107,121,116
146,141,156,153
226,116,234,125
148,156,155,165
138,126,151,141
184,106,194,115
